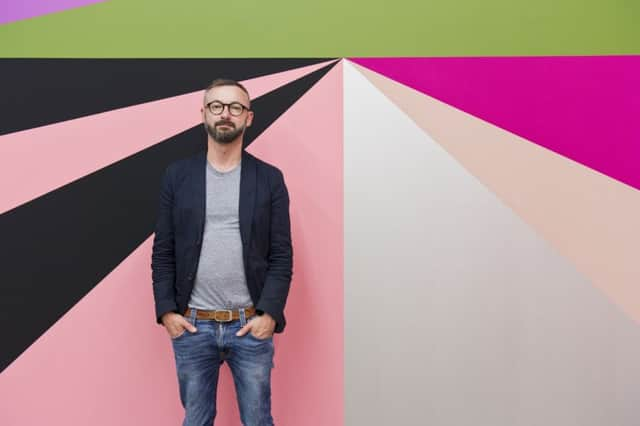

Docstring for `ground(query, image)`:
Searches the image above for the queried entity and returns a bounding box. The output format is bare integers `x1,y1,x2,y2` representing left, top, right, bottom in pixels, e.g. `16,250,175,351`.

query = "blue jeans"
171,308,275,426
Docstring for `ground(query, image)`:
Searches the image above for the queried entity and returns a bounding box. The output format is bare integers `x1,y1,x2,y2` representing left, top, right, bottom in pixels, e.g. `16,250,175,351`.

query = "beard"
205,120,246,144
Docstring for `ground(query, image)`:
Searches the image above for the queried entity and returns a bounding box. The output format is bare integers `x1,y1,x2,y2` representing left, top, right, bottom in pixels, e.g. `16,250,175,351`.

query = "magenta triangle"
351,56,640,190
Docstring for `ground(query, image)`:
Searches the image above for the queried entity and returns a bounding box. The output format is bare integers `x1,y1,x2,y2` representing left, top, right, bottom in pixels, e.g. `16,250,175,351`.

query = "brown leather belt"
184,307,256,322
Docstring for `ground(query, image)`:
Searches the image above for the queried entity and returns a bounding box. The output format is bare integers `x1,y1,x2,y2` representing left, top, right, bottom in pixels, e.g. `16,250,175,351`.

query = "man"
151,78,293,426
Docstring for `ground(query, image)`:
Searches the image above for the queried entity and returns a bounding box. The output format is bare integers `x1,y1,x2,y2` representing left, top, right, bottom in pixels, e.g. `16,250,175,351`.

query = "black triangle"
0,58,334,135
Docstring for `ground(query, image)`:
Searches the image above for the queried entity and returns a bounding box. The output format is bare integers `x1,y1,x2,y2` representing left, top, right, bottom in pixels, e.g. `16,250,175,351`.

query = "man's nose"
220,105,232,119
220,105,238,121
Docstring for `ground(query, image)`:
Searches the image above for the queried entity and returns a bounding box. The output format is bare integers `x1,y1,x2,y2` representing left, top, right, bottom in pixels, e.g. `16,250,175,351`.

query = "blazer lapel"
194,151,207,240
239,150,256,250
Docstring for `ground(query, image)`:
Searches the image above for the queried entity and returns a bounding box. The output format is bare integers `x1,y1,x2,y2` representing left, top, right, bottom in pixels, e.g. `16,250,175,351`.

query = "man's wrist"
161,311,178,324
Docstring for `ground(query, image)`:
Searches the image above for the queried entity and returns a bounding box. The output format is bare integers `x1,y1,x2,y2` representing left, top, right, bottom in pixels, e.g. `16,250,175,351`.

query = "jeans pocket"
247,331,273,342
171,329,187,340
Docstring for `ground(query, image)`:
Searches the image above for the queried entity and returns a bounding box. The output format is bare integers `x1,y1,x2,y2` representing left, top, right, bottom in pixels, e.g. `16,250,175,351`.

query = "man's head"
202,79,254,144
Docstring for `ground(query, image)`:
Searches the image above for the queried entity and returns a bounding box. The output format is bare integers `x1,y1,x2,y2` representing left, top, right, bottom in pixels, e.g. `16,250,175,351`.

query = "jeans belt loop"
239,307,247,327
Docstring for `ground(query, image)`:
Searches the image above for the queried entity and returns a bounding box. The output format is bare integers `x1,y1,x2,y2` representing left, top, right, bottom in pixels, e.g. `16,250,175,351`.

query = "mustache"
215,120,235,128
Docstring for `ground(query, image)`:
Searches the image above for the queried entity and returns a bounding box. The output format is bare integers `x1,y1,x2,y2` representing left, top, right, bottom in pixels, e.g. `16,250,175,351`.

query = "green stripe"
1,0,638,57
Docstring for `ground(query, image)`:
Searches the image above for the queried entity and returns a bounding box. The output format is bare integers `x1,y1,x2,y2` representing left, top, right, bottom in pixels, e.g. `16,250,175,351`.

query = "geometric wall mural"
1,55,638,425
1,4,639,425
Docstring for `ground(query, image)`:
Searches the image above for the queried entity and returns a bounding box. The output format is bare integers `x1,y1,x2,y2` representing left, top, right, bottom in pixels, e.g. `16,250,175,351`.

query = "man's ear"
246,110,254,127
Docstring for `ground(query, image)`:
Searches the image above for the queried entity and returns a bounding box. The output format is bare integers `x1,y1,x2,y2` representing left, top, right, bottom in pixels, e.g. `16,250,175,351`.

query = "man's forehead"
204,85,251,104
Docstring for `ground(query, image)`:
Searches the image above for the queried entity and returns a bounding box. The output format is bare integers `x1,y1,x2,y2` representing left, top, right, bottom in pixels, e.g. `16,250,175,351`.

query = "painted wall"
1,1,638,425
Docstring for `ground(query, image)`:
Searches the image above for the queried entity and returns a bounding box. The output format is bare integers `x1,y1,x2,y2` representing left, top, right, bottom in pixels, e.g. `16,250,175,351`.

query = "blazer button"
188,275,194,280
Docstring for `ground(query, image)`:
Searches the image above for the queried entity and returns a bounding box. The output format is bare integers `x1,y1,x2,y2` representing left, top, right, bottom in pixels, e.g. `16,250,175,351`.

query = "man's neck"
206,138,243,172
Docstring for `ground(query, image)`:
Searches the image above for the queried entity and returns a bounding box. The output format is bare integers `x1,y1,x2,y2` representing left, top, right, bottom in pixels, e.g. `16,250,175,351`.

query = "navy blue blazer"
151,150,293,333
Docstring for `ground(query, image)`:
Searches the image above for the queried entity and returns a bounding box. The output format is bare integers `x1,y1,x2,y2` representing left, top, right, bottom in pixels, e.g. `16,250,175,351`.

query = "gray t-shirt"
188,160,253,310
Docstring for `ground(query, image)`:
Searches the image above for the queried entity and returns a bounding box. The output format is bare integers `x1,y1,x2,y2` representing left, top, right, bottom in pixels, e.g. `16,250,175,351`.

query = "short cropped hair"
204,78,251,105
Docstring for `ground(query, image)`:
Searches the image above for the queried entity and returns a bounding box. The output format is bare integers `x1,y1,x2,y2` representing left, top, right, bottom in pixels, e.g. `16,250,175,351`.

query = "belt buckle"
214,309,233,322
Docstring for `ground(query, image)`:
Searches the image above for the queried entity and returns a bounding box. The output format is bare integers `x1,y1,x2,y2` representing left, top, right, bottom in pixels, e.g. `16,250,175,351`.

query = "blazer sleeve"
151,166,179,324
255,168,293,332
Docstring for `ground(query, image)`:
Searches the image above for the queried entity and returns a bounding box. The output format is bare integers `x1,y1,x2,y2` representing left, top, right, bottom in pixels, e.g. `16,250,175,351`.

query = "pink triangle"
351,56,640,190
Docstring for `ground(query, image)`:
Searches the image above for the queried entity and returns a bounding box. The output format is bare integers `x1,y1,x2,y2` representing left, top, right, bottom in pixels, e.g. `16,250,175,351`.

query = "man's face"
202,85,253,144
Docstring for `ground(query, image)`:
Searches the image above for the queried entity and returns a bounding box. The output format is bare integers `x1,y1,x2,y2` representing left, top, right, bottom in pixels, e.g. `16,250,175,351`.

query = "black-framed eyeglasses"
205,101,250,117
